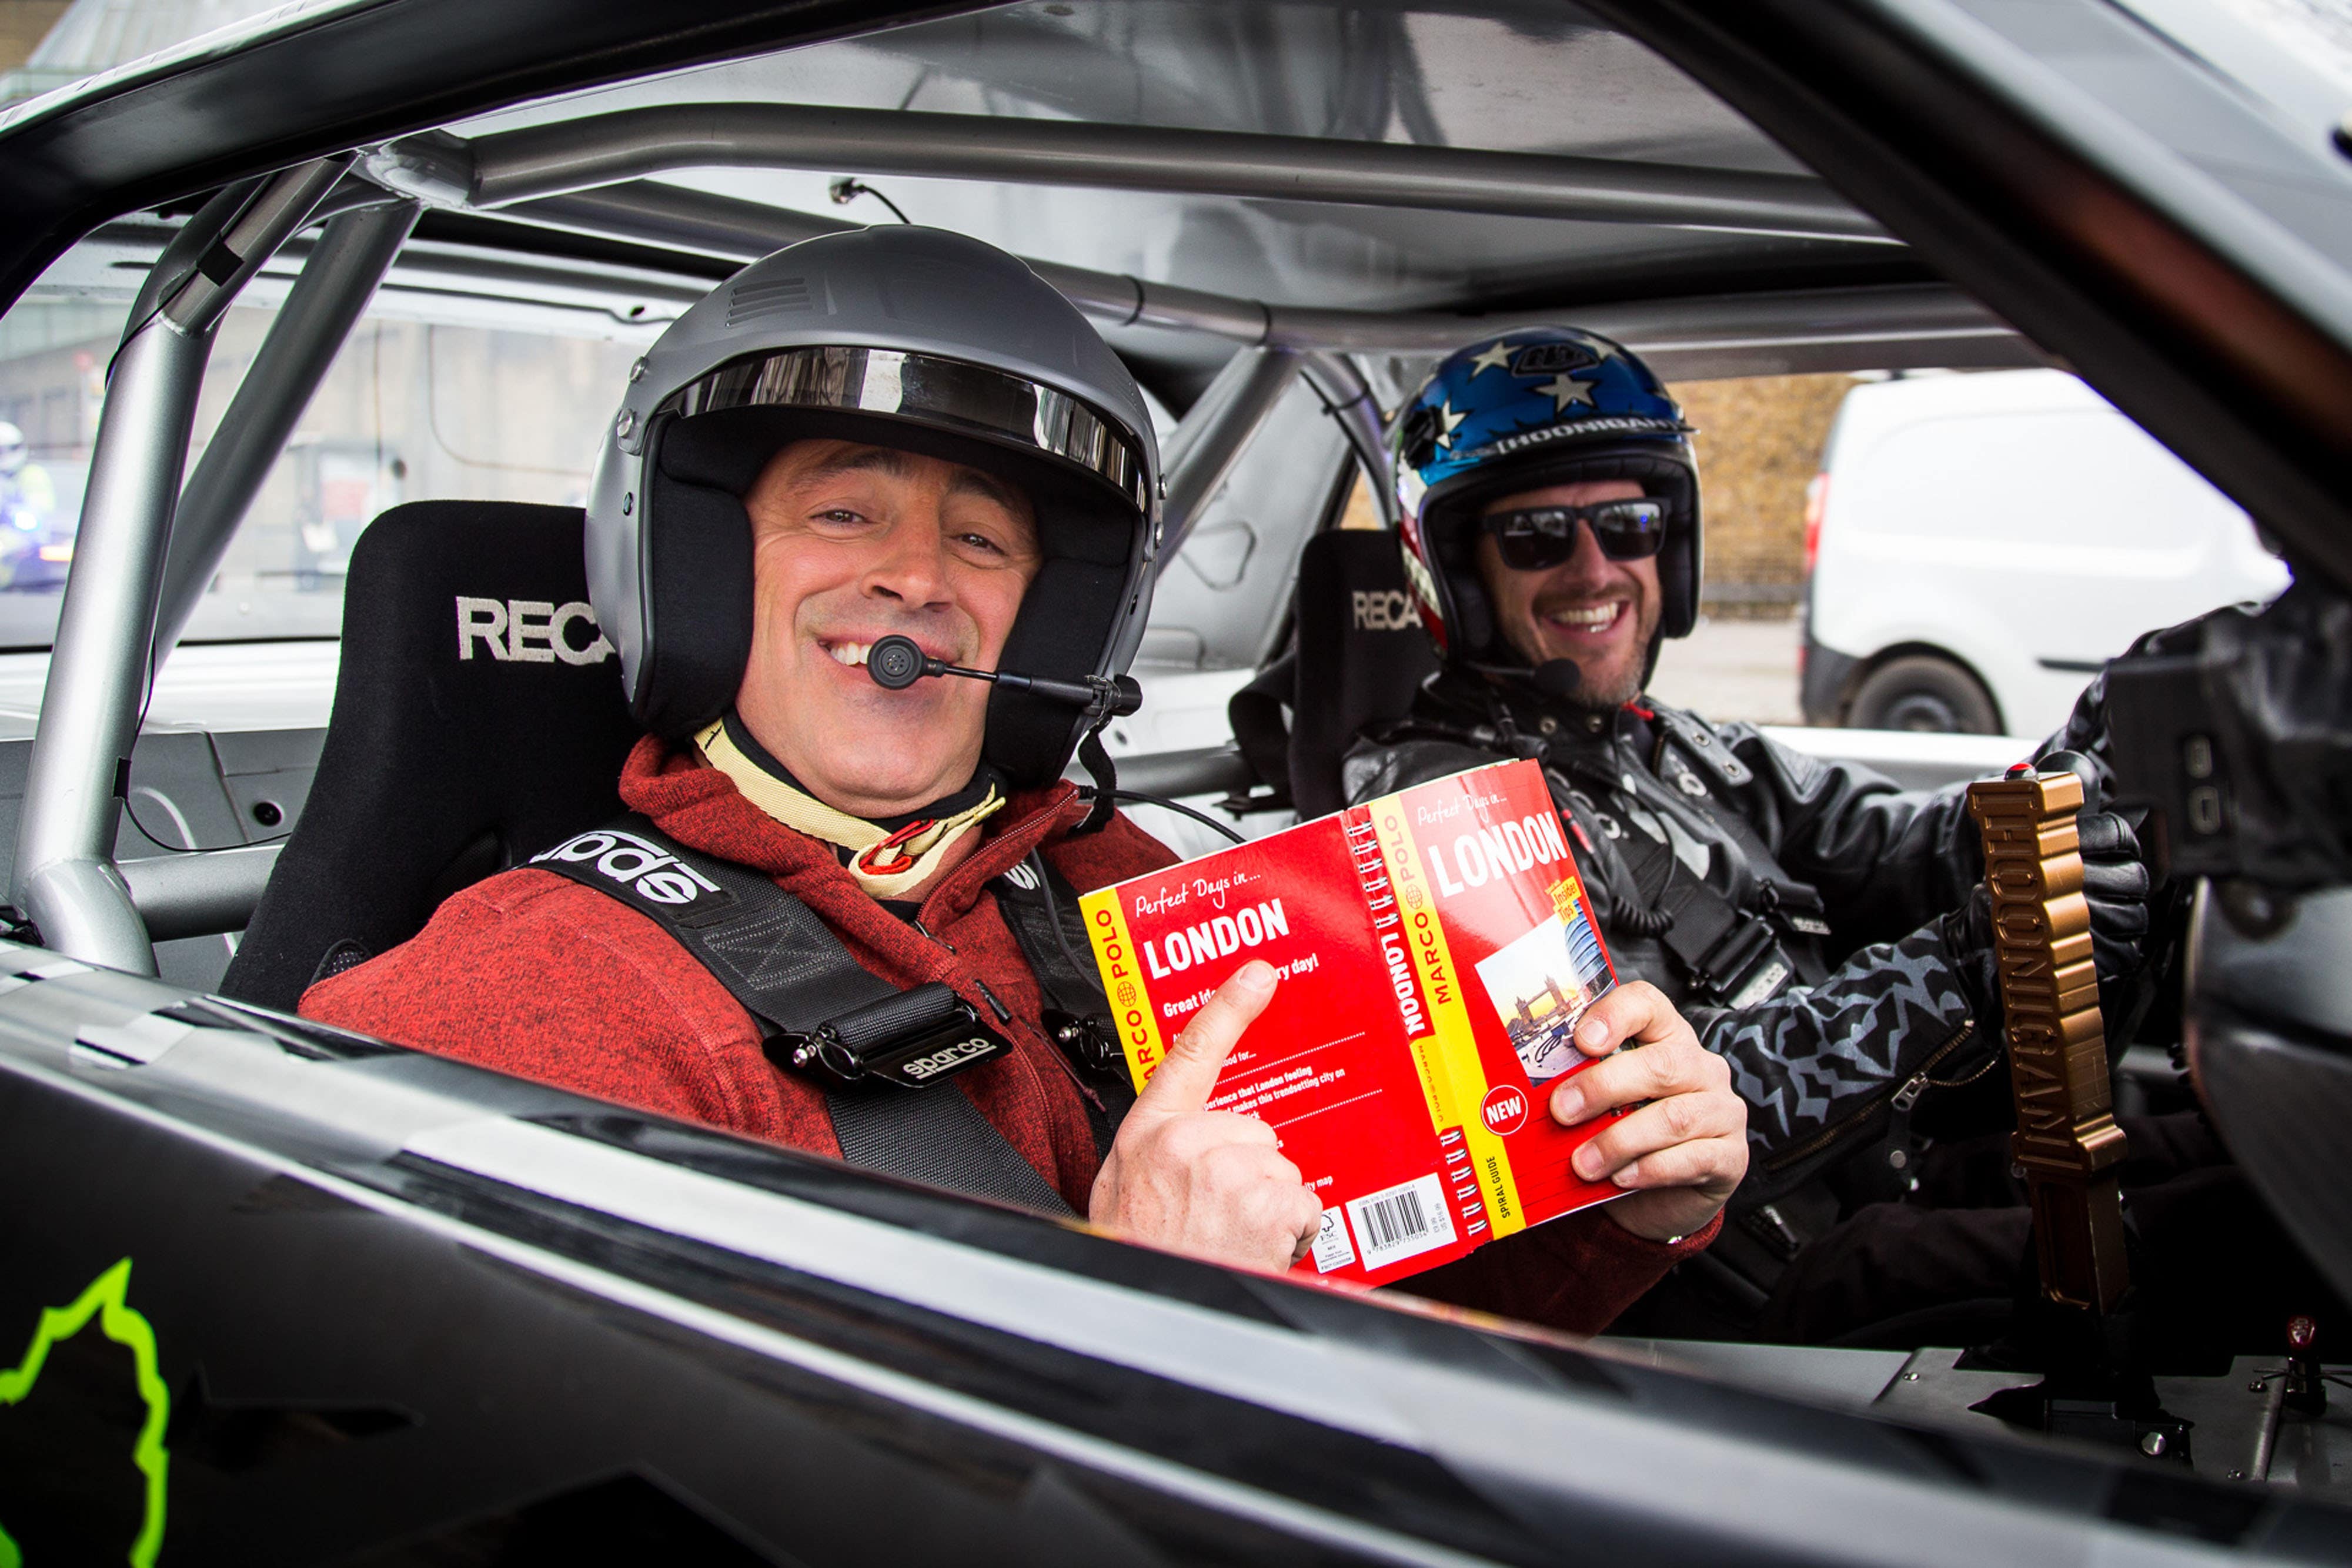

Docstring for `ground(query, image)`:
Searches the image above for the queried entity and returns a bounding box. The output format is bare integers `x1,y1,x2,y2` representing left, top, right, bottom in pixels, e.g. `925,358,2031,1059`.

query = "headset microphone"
866,634,1142,721
1531,659,1583,701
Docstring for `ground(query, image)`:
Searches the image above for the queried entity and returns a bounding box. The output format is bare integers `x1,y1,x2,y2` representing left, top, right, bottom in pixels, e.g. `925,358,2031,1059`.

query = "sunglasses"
1482,499,1668,570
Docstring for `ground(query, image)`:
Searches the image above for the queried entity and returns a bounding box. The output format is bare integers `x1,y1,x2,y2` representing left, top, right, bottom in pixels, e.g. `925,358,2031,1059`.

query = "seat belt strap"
1225,649,1298,808
1558,757,1799,1009
531,814,1073,1215
991,851,1137,1158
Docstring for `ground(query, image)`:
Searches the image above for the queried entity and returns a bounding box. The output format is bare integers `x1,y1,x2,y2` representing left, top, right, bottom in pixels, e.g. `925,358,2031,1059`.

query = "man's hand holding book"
1551,981,1749,1242
1090,961,1747,1271
1081,760,1748,1283
1088,959,1328,1272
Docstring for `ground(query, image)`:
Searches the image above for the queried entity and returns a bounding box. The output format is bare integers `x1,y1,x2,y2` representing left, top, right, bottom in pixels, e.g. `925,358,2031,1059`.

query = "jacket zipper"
1759,1018,1979,1174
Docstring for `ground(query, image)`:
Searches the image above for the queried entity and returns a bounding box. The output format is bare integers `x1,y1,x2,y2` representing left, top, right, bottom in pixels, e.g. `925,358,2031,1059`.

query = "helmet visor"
660,345,1150,518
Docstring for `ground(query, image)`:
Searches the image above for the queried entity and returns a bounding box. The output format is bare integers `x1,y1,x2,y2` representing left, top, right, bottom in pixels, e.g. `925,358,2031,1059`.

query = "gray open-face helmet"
586,227,1161,788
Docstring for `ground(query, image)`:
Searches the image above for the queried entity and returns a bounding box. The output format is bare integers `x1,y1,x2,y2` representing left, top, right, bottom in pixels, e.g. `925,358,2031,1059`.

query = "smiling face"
1473,476,1661,708
734,438,1041,818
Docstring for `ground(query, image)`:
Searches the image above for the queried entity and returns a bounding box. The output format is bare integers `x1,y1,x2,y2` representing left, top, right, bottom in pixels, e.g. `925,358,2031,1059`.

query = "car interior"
3,0,2350,1554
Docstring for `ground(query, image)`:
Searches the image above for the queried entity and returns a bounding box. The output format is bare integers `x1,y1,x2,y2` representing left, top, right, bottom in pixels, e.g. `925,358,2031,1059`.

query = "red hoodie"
303,735,1713,1332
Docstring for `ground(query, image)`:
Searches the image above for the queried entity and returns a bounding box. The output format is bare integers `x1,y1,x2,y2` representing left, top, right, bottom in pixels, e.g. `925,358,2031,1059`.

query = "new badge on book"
1081,758,1626,1285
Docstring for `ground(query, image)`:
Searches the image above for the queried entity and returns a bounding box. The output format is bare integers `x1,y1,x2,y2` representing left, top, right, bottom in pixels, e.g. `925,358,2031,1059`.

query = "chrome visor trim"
662,346,1150,514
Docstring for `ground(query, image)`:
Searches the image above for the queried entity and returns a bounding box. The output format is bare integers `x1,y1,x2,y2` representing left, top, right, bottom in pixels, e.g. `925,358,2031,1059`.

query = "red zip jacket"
303,735,1715,1332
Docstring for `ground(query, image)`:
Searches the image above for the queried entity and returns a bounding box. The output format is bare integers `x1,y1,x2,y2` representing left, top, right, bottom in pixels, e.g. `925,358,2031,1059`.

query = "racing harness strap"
530,814,1095,1216
1365,702,1828,1010
1546,743,1828,1010
991,850,1140,1158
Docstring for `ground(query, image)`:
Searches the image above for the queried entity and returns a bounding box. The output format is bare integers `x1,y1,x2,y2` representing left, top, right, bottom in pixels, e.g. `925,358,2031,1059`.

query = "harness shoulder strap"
532,815,1073,1215
1551,750,1815,1005
1649,703,1755,788
991,850,1138,1157
1225,650,1297,809
1644,704,1834,946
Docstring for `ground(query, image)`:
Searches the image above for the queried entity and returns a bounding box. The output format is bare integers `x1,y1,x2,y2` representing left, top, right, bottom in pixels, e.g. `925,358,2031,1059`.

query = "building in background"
1677,374,1849,620
0,1,69,82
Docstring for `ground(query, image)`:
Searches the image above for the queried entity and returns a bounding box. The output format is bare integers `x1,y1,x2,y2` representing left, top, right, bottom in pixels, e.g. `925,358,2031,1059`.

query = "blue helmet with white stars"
1391,327,1700,670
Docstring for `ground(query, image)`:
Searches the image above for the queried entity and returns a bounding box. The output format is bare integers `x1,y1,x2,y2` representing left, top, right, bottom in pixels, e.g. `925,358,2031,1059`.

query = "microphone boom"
866,634,1141,719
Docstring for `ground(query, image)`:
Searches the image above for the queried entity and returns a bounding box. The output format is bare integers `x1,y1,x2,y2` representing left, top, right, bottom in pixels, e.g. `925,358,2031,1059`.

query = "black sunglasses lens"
1491,501,1668,567
1495,510,1575,570
1589,500,1668,559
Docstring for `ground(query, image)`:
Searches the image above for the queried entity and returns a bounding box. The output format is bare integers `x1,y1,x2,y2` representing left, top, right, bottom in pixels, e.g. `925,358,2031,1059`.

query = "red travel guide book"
1080,758,1626,1285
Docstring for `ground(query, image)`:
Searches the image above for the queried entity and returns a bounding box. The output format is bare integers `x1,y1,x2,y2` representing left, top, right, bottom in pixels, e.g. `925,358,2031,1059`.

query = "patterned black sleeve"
1689,922,1983,1202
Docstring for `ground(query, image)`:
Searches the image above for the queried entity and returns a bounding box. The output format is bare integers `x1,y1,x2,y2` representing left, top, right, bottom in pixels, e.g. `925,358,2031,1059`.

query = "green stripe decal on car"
0,1258,170,1568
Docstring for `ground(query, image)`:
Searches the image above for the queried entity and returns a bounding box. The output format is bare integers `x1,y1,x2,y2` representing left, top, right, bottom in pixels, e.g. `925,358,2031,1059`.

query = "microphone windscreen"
868,635,927,690
1532,660,1583,701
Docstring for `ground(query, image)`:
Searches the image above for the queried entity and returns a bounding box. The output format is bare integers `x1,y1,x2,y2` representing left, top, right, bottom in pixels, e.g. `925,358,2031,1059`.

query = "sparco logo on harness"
903,1037,1000,1080
533,830,723,907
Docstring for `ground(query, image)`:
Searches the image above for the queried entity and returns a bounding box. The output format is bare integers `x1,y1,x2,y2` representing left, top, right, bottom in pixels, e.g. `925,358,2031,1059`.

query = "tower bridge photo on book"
1475,888,1615,1084
1082,758,1632,1286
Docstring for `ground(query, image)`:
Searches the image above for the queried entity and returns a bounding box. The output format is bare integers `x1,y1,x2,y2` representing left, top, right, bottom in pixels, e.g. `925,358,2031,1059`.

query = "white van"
1799,368,2290,737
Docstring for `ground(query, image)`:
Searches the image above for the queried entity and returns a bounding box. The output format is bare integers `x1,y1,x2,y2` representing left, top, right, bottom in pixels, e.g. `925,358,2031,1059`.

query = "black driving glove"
1939,807,2151,1031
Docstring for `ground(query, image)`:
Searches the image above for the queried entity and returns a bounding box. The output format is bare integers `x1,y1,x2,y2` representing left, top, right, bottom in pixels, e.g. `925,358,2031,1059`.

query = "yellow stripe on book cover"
1368,791,1528,1240
1342,809,1450,1139
1080,887,1168,1096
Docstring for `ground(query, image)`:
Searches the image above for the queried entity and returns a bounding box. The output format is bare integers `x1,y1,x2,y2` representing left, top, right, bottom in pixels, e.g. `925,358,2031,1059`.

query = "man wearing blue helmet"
1348,329,2157,1339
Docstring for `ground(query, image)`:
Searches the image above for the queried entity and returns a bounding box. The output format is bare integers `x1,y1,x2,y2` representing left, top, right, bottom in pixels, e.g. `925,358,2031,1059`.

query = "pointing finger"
1136,961,1277,1114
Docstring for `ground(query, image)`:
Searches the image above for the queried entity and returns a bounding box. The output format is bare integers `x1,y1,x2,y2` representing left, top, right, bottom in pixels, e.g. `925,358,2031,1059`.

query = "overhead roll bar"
427,102,1887,243
477,176,2027,370
1158,348,1304,566
158,196,421,656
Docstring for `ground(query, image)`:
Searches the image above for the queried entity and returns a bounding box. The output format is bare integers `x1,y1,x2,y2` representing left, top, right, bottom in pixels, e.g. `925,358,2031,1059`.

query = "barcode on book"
1344,1173,1455,1268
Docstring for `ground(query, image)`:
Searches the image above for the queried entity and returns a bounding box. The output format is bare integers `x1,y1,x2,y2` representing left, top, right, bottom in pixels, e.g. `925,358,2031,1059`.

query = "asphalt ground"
1648,615,1804,726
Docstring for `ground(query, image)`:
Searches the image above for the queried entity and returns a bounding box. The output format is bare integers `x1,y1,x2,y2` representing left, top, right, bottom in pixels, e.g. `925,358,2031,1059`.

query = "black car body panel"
4,950,2346,1563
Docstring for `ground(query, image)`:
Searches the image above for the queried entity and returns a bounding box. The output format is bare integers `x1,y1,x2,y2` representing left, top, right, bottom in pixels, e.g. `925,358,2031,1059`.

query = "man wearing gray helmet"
302,229,1743,1319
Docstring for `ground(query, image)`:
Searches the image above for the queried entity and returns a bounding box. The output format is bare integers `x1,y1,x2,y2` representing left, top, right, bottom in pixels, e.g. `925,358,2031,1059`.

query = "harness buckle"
768,981,1011,1089
1042,1008,1125,1077
1692,912,1792,1009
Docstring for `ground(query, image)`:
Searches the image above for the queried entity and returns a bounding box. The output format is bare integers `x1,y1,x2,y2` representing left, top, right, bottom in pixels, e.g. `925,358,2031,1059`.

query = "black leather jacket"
1345,667,2007,1202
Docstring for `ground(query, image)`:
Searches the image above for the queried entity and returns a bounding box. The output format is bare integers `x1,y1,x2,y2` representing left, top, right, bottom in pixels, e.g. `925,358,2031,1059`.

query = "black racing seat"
1228,529,1439,820
222,501,642,1011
